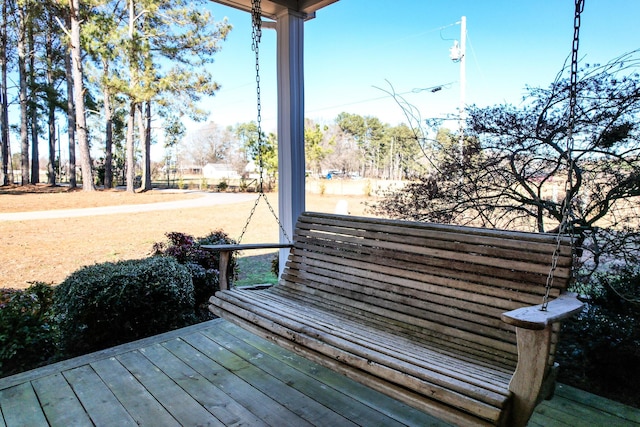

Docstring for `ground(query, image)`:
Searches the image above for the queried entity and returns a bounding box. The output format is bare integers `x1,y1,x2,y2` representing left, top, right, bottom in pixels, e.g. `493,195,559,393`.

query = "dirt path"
0,192,256,221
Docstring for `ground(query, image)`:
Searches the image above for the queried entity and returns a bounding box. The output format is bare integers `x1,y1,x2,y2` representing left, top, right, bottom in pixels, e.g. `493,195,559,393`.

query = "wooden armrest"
201,243,293,290
505,293,583,426
201,243,293,252
501,292,584,330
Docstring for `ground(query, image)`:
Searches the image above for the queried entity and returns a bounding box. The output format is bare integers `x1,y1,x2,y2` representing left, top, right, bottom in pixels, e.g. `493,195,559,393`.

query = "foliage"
557,266,640,406
387,123,426,179
54,257,196,357
152,230,237,319
239,177,249,191
177,176,186,189
271,254,279,277
122,0,232,191
0,283,57,377
334,111,429,180
200,177,209,190
171,117,426,182
182,121,238,166
235,122,278,190
304,122,335,174
372,51,640,275
261,133,279,188
369,128,481,223
337,112,388,178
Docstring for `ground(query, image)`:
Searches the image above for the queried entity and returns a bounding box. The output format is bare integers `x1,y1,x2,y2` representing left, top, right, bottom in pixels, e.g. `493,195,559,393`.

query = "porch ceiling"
211,0,338,20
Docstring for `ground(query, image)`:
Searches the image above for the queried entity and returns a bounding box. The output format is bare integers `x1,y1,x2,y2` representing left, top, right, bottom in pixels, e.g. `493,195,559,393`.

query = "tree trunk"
69,0,94,191
0,0,7,186
137,101,152,191
28,23,39,185
47,108,56,185
17,4,29,185
30,105,39,184
46,30,56,185
102,59,113,189
0,0,9,186
65,47,76,188
6,141,13,183
126,101,136,192
125,0,137,193
145,101,151,190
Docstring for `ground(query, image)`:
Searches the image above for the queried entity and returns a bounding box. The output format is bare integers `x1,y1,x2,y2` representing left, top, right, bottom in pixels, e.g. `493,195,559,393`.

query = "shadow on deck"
1,319,638,426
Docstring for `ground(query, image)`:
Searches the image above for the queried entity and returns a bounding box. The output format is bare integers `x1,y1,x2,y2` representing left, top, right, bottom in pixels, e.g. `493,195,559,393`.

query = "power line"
307,83,453,115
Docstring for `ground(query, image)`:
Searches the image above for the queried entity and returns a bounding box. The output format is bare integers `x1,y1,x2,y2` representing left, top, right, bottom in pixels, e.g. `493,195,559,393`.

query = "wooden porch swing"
204,1,585,426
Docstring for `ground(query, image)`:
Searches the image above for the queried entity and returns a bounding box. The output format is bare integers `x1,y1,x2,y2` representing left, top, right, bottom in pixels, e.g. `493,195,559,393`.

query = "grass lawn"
0,184,375,289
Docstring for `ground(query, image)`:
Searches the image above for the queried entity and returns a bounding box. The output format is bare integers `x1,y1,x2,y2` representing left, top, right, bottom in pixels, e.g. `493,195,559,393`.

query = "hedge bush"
152,230,237,319
54,257,196,357
0,283,57,377
557,266,640,407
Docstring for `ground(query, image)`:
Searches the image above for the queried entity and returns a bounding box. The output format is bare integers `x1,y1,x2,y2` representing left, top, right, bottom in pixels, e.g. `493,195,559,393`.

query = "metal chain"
542,0,584,310
251,0,263,195
238,191,292,244
238,0,291,244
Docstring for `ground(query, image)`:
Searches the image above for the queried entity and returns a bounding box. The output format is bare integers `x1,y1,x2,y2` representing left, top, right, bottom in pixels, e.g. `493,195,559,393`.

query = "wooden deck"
1,318,638,427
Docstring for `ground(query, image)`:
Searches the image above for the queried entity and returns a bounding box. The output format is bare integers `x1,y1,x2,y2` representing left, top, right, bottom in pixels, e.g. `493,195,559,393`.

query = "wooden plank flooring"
0,318,638,427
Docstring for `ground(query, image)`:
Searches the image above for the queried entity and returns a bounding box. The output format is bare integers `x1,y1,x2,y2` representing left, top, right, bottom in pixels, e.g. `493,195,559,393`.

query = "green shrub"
200,177,209,190
54,257,196,357
152,230,237,320
557,266,640,407
239,178,248,192
0,283,57,377
271,253,280,277
177,176,186,189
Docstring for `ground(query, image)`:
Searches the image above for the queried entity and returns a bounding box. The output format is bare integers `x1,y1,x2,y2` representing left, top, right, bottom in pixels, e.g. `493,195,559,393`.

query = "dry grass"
0,185,373,289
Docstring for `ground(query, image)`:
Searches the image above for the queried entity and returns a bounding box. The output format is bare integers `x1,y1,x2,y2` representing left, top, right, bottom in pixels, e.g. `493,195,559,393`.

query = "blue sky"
6,1,640,162
199,0,640,134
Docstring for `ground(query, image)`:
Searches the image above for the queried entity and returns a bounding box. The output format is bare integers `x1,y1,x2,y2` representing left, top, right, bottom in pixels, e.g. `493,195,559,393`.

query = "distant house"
178,165,202,175
202,163,240,180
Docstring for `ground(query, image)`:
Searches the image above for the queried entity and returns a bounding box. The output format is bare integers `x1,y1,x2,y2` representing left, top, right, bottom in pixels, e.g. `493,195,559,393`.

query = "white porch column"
275,9,305,275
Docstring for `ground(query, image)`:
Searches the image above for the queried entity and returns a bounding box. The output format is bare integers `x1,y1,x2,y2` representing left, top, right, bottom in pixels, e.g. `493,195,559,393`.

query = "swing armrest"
202,243,294,252
501,292,584,330
503,293,583,426
202,243,294,291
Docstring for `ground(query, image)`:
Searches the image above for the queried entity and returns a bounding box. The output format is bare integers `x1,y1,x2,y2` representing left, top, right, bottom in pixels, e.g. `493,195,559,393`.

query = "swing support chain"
541,0,584,311
251,0,263,194
238,0,292,245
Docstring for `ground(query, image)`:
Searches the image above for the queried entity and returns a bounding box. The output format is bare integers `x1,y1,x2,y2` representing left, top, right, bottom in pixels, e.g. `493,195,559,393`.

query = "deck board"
554,382,640,424
215,318,449,427
1,318,639,427
0,382,49,426
64,364,139,427
142,342,268,426
530,385,640,427
118,349,225,426
210,322,416,427
185,327,358,427
162,335,311,427
92,356,182,426
32,373,93,426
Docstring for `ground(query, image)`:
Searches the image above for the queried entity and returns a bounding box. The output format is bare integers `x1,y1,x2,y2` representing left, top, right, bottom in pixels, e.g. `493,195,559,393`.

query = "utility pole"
459,16,466,129
459,16,467,163
450,16,466,163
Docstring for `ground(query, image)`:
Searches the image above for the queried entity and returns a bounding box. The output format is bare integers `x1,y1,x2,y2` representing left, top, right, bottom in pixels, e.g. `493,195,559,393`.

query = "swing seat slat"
208,212,582,427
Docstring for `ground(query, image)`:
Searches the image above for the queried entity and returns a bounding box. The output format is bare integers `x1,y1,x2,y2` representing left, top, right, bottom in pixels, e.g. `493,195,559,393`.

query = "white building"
202,163,240,180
